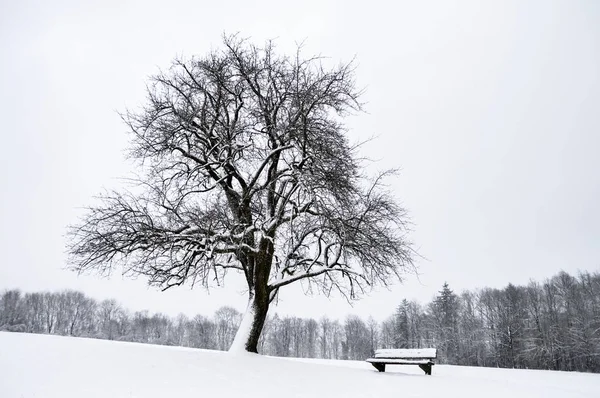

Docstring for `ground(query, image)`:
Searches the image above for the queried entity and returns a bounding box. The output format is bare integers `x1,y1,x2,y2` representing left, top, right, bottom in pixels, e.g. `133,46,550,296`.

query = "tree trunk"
229,238,273,353
229,290,270,353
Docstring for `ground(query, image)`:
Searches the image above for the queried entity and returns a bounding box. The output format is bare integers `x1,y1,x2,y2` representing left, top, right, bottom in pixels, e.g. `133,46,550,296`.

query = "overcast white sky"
1,0,599,321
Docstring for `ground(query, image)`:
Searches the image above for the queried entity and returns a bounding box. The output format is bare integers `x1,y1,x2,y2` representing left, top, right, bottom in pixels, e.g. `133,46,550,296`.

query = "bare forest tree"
214,306,242,350
67,36,414,352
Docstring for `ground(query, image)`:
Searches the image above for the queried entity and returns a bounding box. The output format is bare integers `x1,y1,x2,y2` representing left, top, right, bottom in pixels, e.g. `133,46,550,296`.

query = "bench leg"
372,363,386,372
418,364,432,375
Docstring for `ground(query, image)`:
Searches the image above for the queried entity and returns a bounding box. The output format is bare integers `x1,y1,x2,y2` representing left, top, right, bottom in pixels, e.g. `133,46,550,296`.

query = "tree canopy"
68,35,414,352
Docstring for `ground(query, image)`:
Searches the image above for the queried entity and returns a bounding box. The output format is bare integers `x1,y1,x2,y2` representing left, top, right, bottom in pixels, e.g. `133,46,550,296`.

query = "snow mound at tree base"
1,332,599,398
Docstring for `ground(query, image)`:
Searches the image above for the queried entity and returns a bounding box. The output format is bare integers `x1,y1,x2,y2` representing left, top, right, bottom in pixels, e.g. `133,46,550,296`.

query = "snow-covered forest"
2,269,599,372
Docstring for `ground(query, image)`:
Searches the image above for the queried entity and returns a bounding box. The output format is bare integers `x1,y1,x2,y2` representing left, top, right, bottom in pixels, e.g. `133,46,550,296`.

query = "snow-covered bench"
366,348,437,375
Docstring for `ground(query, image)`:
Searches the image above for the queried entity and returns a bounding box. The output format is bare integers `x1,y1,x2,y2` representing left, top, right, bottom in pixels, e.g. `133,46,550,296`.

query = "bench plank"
367,358,432,365
374,348,437,359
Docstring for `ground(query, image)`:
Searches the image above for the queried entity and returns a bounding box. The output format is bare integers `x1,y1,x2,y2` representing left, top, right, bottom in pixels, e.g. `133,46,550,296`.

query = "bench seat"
366,348,437,375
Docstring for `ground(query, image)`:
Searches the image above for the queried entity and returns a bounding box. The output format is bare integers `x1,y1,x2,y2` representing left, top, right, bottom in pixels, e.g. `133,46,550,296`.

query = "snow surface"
1,332,599,398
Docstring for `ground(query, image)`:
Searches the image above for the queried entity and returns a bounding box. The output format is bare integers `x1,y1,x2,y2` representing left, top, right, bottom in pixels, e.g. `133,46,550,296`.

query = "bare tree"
319,316,332,358
0,290,25,329
42,292,59,334
214,306,242,350
305,318,318,358
189,314,217,349
367,316,379,356
379,315,396,349
343,315,371,360
98,299,123,340
67,35,414,353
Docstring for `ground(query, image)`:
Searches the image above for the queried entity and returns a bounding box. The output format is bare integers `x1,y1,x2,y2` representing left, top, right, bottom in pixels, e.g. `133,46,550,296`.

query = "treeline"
387,271,600,373
1,270,599,372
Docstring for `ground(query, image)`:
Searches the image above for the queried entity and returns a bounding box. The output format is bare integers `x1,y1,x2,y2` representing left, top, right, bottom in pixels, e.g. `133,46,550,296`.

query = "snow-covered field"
1,332,599,398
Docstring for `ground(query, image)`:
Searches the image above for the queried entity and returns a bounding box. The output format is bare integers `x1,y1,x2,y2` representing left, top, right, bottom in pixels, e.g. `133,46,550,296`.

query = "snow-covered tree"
394,299,410,348
67,35,414,353
429,282,460,363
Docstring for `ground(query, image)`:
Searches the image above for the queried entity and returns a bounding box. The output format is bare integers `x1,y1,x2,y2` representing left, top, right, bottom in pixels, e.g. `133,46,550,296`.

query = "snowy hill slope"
1,332,599,398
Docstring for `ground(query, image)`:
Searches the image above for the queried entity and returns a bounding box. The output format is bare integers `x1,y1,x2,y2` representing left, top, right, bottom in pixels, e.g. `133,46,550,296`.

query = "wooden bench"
366,348,437,375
